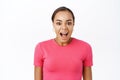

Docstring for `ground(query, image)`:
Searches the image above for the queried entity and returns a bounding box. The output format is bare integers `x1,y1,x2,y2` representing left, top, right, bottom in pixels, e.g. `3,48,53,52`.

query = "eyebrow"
66,19,72,21
56,19,62,22
55,19,72,22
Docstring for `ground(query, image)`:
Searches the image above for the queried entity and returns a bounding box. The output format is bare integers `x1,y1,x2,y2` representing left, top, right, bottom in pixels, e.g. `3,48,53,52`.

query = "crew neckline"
52,37,75,47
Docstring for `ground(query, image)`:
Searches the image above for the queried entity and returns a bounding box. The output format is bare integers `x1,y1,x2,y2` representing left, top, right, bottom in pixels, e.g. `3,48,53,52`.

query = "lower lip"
60,34,68,40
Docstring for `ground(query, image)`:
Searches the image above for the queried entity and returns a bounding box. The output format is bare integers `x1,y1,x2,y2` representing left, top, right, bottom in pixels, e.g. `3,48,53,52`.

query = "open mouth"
60,32,68,36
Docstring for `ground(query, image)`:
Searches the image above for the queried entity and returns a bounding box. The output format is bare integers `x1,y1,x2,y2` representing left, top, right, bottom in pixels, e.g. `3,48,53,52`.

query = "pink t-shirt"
34,38,93,80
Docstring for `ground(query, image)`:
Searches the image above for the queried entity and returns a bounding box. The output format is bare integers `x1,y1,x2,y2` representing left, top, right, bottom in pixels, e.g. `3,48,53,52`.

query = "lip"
60,32,68,36
59,32,69,41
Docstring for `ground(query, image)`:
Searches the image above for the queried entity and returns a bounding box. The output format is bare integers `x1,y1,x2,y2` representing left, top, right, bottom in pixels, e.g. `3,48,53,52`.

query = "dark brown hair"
51,6,75,22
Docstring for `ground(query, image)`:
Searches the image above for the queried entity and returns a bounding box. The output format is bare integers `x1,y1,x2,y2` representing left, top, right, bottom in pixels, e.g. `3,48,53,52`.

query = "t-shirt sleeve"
83,44,93,66
34,43,44,67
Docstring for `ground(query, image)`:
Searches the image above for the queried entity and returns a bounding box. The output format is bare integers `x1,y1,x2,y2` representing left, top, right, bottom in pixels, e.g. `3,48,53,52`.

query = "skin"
53,11,74,46
34,66,43,80
83,66,92,80
34,10,92,80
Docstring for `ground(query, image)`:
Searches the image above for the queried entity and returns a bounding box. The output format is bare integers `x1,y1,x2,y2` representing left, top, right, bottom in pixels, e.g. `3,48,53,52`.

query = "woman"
34,6,93,80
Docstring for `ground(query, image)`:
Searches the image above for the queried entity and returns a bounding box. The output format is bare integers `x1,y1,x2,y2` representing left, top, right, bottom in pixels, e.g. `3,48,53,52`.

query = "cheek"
54,26,60,34
54,24,61,30
68,26,74,32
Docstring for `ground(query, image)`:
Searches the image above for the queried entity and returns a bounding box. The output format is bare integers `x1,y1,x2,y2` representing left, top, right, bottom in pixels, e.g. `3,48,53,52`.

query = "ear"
52,22,55,28
52,22,55,32
73,21,75,26
73,23,75,27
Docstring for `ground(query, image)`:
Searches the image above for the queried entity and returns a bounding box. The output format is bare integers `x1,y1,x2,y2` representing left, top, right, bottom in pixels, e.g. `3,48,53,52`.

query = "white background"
0,0,120,80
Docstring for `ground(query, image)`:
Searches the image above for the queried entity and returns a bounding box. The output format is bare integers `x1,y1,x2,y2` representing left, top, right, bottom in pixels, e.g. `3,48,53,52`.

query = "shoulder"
72,38,92,48
36,39,53,47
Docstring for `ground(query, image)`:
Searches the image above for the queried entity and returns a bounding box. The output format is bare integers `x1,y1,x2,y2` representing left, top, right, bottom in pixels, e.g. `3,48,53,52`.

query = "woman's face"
53,11,74,45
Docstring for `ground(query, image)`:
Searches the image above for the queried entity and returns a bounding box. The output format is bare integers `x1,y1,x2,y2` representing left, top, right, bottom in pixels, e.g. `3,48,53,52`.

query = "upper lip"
60,32,68,36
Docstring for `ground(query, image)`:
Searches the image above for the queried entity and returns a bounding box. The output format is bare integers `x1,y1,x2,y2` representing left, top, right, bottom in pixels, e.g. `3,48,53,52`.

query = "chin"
60,38,70,43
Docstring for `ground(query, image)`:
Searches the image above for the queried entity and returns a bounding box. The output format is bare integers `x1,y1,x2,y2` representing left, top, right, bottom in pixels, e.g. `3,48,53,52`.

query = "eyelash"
67,22,72,25
56,22,61,25
56,22,72,25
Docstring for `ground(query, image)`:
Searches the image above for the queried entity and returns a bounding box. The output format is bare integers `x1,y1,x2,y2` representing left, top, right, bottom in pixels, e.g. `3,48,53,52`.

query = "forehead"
54,11,73,21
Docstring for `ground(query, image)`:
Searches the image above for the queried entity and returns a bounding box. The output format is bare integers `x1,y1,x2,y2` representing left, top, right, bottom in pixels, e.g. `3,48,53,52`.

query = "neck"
54,37,72,46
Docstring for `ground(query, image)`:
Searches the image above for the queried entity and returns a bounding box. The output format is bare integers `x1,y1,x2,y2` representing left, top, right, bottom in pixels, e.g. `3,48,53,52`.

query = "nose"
61,23,67,30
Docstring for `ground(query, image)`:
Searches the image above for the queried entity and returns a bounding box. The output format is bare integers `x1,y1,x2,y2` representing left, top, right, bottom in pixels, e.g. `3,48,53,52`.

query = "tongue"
61,34,67,40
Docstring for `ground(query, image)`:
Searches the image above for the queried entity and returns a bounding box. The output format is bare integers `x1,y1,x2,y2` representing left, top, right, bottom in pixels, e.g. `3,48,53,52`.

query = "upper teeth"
61,32,68,34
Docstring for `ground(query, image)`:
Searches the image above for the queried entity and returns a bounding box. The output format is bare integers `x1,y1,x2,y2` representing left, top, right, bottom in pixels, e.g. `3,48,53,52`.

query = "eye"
67,22,72,25
56,22,61,25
